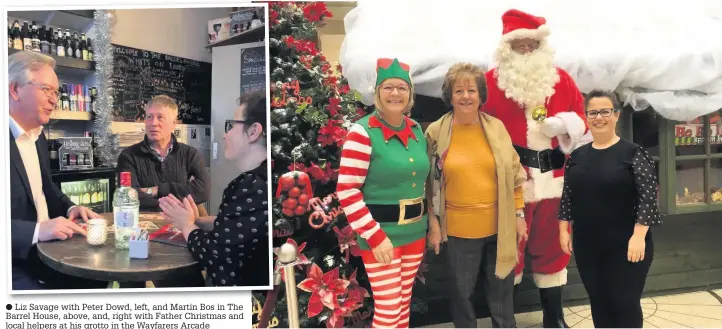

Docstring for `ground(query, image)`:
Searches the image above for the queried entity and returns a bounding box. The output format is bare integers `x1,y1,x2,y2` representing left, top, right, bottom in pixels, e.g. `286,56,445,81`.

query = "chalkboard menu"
57,137,94,171
111,44,212,124
240,46,266,95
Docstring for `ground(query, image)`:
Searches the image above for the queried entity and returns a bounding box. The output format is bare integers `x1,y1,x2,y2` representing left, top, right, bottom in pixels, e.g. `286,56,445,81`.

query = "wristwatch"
146,187,154,196
516,210,525,218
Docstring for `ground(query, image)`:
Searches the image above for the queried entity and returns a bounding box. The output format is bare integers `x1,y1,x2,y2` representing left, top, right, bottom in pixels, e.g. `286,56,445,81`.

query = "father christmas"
482,8,590,328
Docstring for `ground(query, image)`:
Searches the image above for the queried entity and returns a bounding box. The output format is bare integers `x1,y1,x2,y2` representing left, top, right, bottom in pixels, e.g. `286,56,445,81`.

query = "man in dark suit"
9,51,105,290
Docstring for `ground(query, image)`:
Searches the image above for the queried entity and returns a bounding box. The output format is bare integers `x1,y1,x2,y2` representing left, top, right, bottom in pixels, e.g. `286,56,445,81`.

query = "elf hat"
375,58,412,88
501,9,550,42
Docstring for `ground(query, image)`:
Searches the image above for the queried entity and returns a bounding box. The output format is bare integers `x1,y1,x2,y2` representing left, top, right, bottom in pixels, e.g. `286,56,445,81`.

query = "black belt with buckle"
513,145,565,173
367,198,427,225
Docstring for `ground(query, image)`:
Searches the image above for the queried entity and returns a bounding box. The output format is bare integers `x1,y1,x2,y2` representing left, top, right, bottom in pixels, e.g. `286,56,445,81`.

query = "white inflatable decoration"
339,0,722,121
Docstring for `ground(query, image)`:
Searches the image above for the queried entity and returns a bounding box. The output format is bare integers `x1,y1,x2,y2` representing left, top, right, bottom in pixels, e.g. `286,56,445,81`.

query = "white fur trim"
523,171,565,203
514,273,523,285
554,112,587,154
533,268,568,288
524,117,564,202
503,24,551,42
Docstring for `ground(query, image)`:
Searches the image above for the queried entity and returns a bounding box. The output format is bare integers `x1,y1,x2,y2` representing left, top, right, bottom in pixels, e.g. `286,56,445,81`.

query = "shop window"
672,110,722,207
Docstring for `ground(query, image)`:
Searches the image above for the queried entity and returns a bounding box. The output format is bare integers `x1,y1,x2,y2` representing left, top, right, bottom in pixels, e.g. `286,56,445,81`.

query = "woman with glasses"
159,91,269,287
337,58,428,328
425,63,527,328
558,89,662,328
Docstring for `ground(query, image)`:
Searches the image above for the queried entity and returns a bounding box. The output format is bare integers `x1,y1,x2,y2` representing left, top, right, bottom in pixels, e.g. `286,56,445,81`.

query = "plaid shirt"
146,136,174,162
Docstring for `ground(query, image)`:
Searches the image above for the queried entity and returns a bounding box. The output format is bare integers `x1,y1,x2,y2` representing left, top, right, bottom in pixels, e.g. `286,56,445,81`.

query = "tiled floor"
422,290,722,328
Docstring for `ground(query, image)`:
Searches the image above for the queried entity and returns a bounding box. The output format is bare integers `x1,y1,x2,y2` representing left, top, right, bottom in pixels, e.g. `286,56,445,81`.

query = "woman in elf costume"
337,58,429,328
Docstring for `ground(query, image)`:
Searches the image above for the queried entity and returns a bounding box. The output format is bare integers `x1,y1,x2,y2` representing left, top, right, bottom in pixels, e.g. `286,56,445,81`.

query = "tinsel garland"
92,9,120,167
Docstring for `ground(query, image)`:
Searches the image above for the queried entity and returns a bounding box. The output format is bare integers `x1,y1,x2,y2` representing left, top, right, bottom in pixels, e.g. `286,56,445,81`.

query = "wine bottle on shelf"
40,27,50,54
49,29,56,55
30,21,40,52
84,85,92,112
56,31,65,57
86,38,94,61
77,85,85,112
61,84,70,111
8,25,12,48
69,84,77,112
81,33,88,60
49,139,59,170
22,21,31,51
12,24,23,50
73,32,82,59
64,29,73,58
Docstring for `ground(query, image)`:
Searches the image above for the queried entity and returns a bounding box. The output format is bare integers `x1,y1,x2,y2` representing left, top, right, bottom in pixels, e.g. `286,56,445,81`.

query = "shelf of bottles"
52,81,98,120
7,19,95,72
60,179,111,214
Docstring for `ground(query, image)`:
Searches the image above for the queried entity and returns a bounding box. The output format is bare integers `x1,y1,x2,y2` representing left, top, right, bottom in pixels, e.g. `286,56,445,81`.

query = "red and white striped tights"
360,237,426,328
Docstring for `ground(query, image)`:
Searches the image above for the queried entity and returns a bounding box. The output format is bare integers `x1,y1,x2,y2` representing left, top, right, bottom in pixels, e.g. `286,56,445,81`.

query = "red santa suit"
482,10,590,290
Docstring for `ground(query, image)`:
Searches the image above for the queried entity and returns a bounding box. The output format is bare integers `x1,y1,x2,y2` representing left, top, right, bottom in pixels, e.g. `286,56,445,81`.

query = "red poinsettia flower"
339,84,350,95
318,120,346,147
302,2,333,23
334,225,361,263
306,162,326,182
326,297,362,328
345,269,370,304
325,97,342,117
324,164,339,183
269,9,279,25
284,36,296,49
297,264,350,317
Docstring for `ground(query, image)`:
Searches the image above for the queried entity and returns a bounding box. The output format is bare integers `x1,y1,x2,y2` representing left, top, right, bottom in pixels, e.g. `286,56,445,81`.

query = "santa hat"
501,9,550,42
375,58,412,88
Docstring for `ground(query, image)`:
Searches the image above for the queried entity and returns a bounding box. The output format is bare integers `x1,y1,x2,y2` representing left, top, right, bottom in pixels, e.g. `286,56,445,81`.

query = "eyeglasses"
380,84,410,94
28,82,60,99
225,120,248,133
586,108,617,118
511,43,540,52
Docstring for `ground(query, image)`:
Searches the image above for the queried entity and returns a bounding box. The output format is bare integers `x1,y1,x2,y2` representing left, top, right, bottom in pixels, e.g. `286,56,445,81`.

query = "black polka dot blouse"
559,140,662,243
187,160,270,287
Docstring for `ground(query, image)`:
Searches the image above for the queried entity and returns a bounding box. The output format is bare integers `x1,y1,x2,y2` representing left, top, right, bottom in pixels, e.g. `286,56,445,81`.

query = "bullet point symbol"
6,304,11,310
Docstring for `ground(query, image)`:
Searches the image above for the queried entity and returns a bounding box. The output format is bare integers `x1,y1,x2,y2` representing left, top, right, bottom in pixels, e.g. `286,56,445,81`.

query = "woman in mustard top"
425,63,527,328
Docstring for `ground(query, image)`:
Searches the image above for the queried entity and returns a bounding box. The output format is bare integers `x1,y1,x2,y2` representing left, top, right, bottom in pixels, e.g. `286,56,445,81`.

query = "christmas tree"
252,2,428,328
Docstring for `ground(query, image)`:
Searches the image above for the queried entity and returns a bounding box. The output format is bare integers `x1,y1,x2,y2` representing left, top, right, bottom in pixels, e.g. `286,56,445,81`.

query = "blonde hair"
145,95,179,118
8,51,56,85
373,81,415,115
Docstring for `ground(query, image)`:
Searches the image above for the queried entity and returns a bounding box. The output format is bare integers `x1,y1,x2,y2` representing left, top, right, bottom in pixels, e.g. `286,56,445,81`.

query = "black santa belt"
513,145,565,173
367,197,427,225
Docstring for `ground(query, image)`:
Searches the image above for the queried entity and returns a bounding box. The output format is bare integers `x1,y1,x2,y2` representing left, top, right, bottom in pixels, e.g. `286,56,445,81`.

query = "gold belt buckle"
398,196,424,225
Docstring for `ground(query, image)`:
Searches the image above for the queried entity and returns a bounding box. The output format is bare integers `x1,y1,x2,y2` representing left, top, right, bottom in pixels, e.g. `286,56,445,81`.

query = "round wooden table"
37,212,198,286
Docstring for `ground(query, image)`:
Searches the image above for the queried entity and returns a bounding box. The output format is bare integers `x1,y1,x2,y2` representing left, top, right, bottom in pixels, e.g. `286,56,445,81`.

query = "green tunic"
355,112,431,250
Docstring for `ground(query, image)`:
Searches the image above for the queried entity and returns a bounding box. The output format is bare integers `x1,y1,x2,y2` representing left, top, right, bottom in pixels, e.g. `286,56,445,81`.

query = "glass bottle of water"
113,172,139,250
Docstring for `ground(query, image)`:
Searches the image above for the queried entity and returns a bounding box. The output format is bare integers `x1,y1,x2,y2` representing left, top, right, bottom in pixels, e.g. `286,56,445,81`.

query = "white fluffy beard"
493,39,560,109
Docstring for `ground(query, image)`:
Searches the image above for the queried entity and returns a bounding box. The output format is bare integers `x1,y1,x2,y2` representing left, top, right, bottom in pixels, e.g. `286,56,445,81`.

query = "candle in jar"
86,218,107,246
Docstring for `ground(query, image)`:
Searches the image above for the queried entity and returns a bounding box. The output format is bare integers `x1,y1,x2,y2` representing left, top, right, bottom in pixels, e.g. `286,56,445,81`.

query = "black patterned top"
187,160,269,287
559,139,661,244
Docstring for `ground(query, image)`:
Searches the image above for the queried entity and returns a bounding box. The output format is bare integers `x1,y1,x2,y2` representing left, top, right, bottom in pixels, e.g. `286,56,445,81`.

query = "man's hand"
539,117,567,138
68,206,102,222
38,217,86,242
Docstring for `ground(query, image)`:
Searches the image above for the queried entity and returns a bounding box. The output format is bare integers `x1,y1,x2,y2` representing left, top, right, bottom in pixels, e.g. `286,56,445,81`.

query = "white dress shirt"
9,116,75,244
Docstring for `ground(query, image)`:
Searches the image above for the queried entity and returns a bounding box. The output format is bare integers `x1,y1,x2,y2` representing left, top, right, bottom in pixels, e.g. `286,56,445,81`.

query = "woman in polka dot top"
558,89,661,328
159,91,270,287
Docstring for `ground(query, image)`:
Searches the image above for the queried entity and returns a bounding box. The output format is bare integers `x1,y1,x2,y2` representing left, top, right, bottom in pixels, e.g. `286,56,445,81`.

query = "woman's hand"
158,195,196,231
372,237,395,265
627,235,646,263
164,194,200,221
427,220,442,255
516,215,528,244
560,230,573,255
